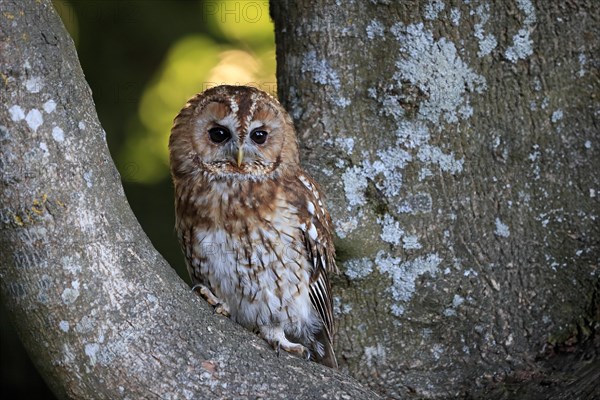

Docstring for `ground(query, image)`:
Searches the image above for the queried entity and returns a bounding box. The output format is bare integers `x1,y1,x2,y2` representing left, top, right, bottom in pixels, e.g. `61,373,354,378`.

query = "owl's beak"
237,148,244,167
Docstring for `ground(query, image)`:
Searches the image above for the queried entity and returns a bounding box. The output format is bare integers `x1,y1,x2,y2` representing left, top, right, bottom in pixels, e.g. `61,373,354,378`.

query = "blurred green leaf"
204,0,274,45
118,2,276,184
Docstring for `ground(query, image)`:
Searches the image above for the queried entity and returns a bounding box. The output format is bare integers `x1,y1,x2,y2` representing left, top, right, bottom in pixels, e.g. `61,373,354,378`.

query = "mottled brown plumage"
169,85,338,367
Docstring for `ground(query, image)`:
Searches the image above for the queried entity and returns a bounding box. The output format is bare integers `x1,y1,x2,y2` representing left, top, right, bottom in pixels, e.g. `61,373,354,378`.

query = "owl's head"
169,85,300,182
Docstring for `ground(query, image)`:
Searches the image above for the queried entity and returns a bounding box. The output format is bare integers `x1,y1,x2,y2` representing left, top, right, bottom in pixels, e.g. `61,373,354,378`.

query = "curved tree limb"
0,1,379,398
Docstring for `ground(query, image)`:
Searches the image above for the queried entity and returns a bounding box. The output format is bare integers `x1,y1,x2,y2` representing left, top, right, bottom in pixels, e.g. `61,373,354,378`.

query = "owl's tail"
314,329,338,369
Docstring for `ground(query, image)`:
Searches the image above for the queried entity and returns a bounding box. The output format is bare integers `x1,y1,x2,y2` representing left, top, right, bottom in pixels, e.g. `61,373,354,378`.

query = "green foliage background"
1,1,276,397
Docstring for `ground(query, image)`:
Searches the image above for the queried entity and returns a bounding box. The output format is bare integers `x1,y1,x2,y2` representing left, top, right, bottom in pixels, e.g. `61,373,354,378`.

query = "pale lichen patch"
417,145,464,174
25,109,43,132
392,22,487,123
395,120,430,149
59,320,70,332
342,166,369,207
61,284,80,305
24,76,44,93
43,99,56,113
453,294,465,307
424,0,445,20
505,29,534,62
444,308,456,317
9,105,25,121
334,214,359,239
444,291,468,316
84,343,99,366
344,257,374,279
39,141,49,156
376,251,441,315
517,0,537,24
300,51,350,108
378,214,404,245
374,148,412,196
551,109,563,123
334,96,351,108
397,192,433,214
301,51,341,89
341,145,412,211
402,235,422,250
83,171,93,188
52,126,65,142
494,217,510,238
578,53,587,77
333,296,353,316
75,315,95,334
505,1,536,63
450,7,461,26
363,344,387,368
473,3,497,57
335,137,355,155
431,343,444,360
61,255,82,275
366,19,384,39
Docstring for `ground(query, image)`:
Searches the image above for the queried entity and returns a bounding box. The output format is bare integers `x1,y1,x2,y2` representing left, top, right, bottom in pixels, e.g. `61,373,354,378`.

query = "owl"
169,85,338,368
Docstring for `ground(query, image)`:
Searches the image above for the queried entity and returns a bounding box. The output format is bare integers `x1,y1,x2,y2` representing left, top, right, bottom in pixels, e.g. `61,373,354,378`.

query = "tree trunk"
271,1,599,398
0,1,378,398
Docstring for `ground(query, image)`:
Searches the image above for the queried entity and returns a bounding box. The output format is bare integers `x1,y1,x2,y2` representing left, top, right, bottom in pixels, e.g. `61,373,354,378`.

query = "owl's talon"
192,284,230,316
280,342,309,358
214,303,230,317
261,326,309,360
191,283,221,305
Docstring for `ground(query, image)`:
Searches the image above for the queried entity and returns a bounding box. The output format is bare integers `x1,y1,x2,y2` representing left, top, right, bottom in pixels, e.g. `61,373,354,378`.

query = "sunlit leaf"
118,6,276,184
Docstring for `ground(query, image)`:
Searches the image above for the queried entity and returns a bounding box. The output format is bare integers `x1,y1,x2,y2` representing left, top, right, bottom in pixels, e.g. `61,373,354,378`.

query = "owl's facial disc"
197,118,277,179
180,90,298,180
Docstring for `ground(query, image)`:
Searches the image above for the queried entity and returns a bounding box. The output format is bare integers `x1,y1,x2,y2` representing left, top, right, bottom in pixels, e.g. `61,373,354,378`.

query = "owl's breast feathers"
174,171,338,367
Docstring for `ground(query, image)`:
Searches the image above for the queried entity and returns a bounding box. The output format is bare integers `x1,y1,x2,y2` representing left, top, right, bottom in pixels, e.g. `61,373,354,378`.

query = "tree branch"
0,1,378,398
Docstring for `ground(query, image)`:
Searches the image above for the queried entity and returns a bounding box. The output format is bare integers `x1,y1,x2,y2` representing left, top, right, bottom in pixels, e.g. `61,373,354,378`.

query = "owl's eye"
208,127,231,143
250,130,268,145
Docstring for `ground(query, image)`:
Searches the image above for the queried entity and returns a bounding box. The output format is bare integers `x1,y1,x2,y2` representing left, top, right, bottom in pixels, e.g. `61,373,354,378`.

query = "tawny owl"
169,85,338,368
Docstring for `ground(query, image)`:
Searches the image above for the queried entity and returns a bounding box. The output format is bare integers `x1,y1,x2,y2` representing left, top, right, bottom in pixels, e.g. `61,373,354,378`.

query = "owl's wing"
306,244,334,341
295,174,338,352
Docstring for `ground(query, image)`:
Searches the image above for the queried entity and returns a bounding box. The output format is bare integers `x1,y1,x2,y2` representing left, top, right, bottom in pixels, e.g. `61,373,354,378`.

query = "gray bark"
0,1,379,398
271,0,599,399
